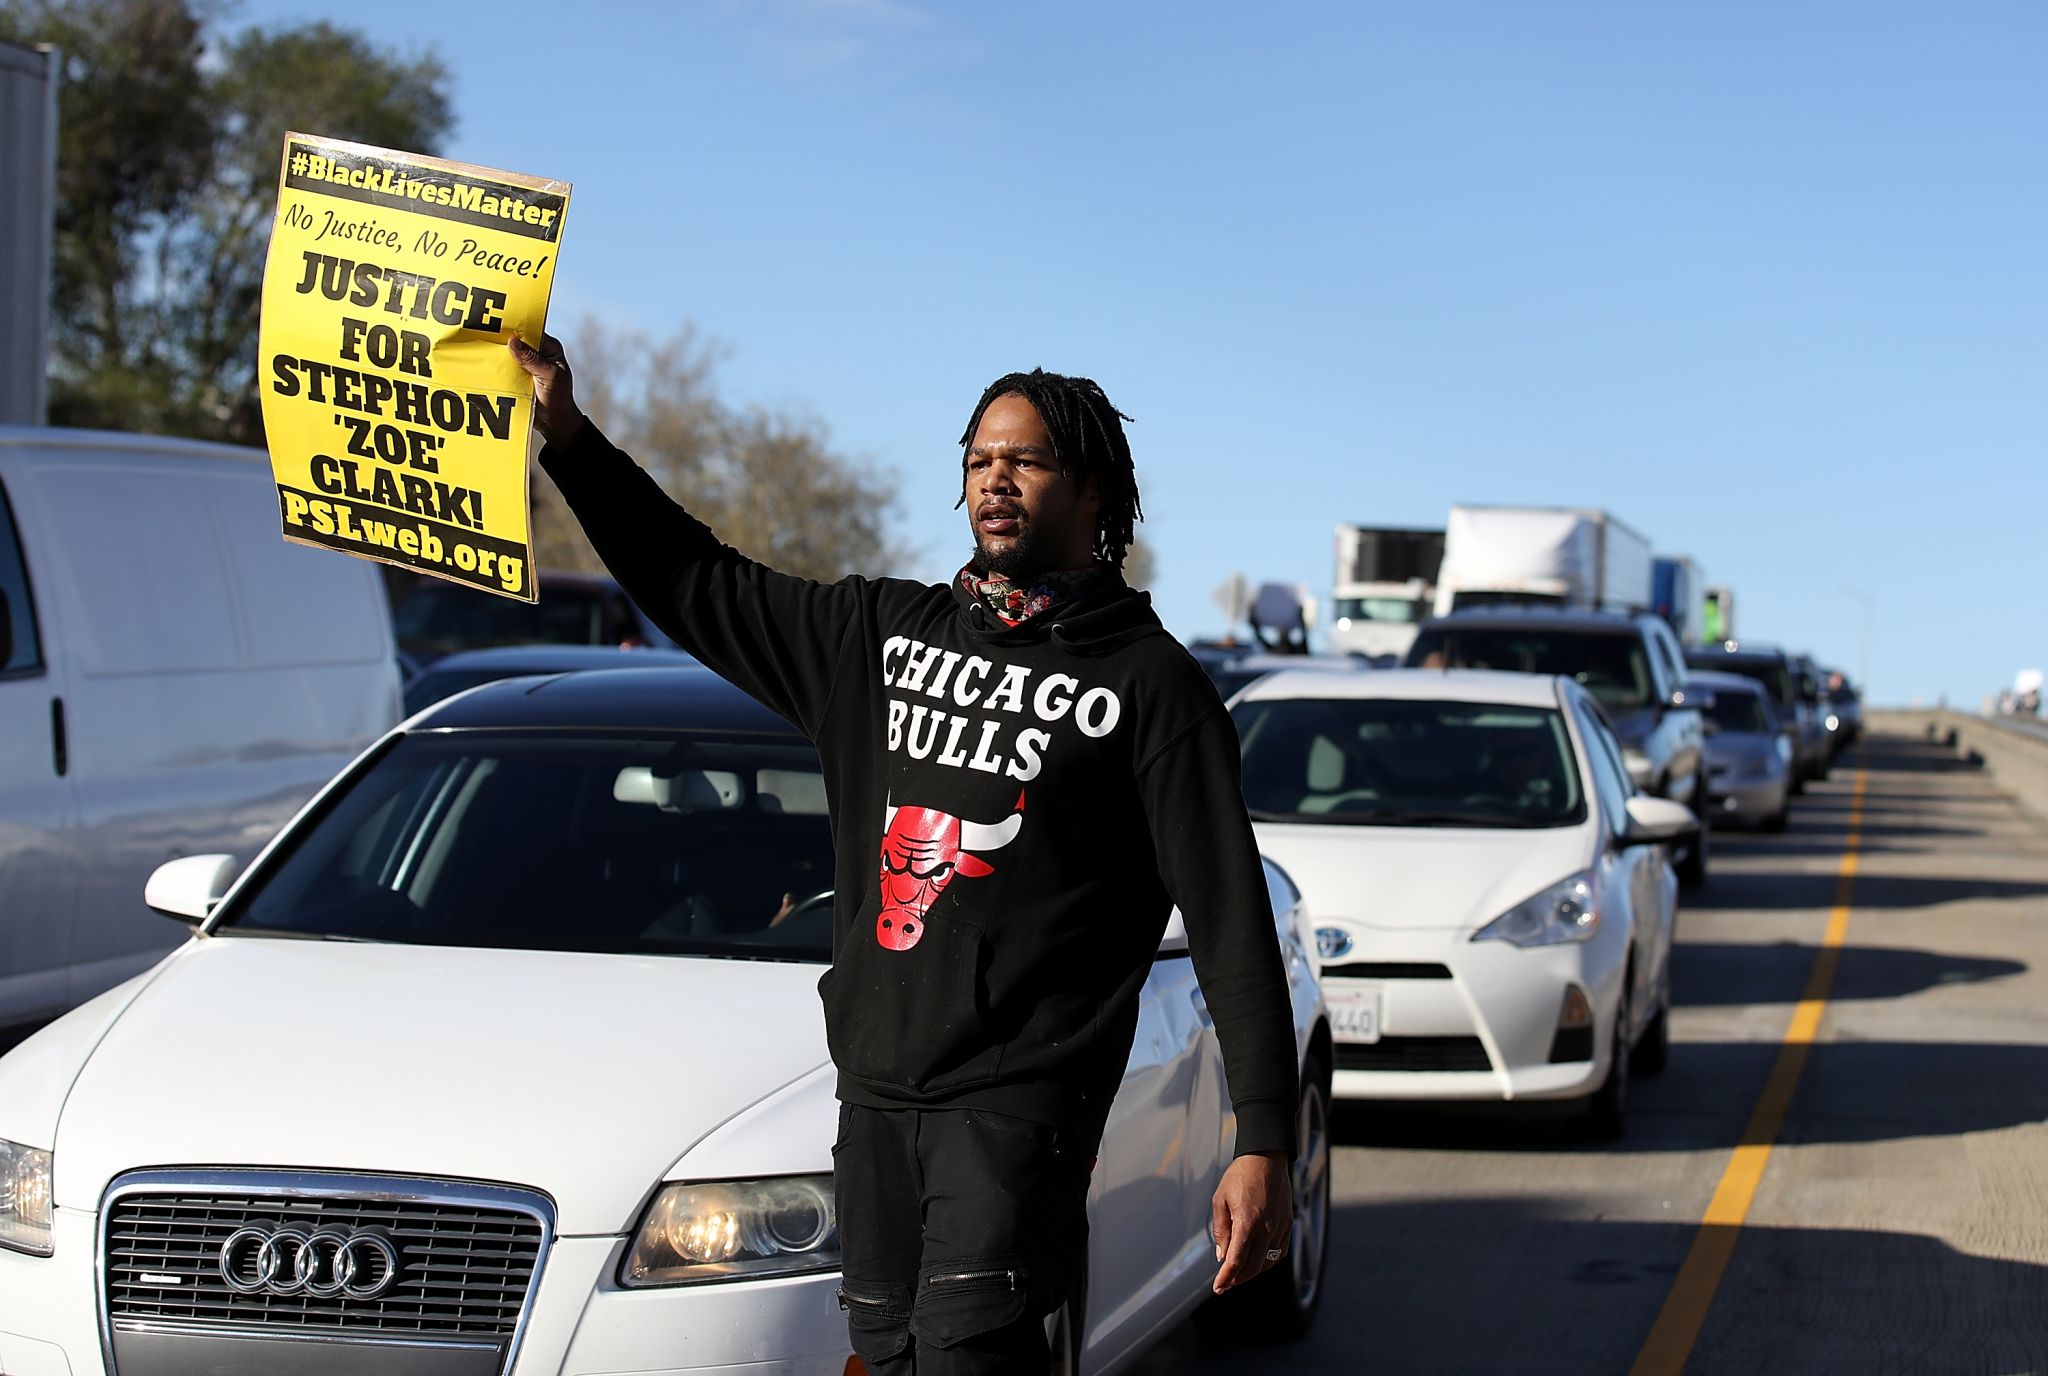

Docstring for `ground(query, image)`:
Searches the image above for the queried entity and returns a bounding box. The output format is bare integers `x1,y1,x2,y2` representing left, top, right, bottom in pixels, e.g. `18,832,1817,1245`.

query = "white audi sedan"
1231,668,1687,1138
0,667,1331,1376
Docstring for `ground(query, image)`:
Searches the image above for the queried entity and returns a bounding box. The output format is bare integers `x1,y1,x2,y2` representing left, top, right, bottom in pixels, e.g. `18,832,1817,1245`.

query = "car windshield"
1232,698,1585,828
1687,654,1792,706
218,732,836,961
393,582,624,658
1333,596,1425,624
1408,628,1654,712
1701,687,1773,734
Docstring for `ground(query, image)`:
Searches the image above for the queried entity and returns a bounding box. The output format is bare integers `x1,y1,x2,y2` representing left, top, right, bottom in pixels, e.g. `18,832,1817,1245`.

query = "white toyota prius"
1231,668,1687,1138
0,667,1331,1376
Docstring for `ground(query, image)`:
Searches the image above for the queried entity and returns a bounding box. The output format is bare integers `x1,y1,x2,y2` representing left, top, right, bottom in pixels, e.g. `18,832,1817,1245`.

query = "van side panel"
0,464,77,1026
0,437,400,1014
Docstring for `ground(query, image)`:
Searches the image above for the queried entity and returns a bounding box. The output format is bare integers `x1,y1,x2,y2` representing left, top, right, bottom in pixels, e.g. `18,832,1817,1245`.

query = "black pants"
834,1103,1092,1376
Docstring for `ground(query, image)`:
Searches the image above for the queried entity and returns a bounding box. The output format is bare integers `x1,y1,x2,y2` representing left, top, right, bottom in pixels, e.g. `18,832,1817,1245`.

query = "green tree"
0,0,450,441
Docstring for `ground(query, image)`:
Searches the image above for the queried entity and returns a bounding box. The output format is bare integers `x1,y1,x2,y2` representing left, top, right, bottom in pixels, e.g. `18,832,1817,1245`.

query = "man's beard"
968,529,1048,580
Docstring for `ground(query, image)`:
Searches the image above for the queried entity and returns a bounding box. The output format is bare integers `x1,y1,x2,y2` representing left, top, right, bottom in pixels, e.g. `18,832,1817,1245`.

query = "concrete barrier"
1869,710,2048,830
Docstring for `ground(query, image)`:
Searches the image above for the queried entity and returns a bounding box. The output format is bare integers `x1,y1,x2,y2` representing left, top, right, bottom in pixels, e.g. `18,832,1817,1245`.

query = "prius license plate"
1325,982,1383,1044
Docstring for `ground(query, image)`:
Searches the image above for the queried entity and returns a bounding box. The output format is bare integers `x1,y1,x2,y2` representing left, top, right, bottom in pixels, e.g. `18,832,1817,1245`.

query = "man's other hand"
1210,1150,1293,1293
509,333,585,444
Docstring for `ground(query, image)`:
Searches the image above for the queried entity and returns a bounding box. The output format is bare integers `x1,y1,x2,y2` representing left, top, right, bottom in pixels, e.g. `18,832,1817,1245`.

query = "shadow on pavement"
1694,869,2048,911
1124,1199,2048,1375
1673,941,2025,1008
1327,1039,2048,1155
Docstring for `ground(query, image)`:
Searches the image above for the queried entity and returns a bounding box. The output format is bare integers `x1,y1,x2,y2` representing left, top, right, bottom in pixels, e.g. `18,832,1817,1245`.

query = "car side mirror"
1619,796,1697,848
145,853,240,925
1158,908,1190,957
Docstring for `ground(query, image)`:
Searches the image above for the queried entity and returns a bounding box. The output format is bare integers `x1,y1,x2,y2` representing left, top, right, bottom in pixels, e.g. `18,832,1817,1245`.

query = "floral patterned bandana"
959,563,1112,628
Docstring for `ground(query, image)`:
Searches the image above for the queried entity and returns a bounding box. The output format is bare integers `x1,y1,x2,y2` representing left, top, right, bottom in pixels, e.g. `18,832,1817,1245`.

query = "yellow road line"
1628,762,1867,1376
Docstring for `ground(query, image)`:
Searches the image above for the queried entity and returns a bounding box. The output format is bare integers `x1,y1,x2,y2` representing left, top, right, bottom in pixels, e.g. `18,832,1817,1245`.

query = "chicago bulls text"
881,635,1124,782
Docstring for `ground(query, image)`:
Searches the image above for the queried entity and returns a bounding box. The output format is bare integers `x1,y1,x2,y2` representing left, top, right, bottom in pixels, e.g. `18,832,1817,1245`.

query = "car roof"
1685,669,1770,697
417,645,698,673
1237,666,1566,708
1420,608,1644,634
414,665,798,735
1687,642,1790,665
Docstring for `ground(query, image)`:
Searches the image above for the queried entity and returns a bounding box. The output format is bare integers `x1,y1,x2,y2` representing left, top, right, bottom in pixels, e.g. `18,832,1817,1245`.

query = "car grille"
102,1172,551,1341
1335,1036,1493,1072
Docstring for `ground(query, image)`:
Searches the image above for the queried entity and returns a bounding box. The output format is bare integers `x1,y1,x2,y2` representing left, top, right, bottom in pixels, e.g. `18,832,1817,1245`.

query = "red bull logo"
875,793,1025,951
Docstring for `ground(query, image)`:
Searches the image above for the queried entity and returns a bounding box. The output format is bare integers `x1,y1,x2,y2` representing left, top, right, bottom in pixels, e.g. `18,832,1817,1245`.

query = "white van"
0,426,400,1027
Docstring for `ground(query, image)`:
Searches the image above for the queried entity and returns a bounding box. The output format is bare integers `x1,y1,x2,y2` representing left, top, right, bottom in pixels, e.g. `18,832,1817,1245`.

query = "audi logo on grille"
218,1222,402,1300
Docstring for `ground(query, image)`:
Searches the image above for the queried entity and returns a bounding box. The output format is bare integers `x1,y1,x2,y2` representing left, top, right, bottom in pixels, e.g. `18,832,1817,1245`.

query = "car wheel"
1760,807,1789,834
1788,773,1806,796
1630,997,1670,1076
1193,1059,1331,1343
1580,993,1631,1142
1675,816,1709,890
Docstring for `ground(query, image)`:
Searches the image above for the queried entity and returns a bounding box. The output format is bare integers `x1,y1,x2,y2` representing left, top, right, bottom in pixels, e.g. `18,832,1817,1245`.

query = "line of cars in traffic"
0,449,1869,1375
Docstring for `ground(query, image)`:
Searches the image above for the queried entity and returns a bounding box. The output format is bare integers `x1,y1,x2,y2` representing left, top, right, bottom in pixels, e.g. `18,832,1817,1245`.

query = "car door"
0,467,78,1026
1084,916,1215,1367
1572,696,1666,1039
1642,620,1703,806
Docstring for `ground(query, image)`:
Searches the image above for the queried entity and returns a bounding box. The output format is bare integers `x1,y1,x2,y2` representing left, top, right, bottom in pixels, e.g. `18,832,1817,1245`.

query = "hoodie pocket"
824,901,1004,1094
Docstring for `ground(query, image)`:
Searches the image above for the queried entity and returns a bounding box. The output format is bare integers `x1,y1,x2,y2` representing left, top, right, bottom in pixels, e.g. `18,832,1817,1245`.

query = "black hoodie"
541,425,1298,1157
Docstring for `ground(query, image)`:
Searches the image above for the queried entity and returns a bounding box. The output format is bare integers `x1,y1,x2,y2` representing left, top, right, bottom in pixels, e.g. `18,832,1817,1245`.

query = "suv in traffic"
1404,608,1707,885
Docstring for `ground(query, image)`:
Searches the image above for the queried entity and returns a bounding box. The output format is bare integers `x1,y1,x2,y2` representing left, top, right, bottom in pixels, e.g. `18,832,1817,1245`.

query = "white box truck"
1433,506,1653,617
1329,525,1444,661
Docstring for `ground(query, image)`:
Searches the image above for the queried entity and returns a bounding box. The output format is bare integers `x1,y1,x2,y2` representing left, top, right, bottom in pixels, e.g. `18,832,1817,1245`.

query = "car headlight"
1472,872,1598,948
0,1138,54,1257
1775,734,1794,764
1825,713,1841,732
621,1175,837,1287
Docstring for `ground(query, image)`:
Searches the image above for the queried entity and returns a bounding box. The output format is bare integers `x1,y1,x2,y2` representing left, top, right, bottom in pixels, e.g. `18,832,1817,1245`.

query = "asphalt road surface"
1134,730,2048,1376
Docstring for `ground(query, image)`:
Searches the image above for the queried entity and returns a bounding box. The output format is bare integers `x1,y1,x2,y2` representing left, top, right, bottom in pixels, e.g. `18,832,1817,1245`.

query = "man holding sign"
515,333,1298,1375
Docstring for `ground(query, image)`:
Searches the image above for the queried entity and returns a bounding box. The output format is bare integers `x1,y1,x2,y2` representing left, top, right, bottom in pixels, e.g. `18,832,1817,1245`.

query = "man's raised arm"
511,334,862,735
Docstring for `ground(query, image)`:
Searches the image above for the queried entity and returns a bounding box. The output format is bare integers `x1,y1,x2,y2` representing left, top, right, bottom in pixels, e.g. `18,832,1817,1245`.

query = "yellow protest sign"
256,133,570,601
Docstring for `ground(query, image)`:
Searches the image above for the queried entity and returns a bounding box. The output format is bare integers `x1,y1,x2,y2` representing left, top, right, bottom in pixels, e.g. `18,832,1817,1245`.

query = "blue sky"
239,0,2044,706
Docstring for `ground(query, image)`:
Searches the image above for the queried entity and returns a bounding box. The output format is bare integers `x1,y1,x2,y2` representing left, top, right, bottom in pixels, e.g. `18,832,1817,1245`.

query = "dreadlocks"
957,369,1144,569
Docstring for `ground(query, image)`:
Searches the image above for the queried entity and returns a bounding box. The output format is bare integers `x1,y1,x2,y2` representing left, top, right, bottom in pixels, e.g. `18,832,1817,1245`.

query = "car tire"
1630,999,1670,1077
1675,817,1708,890
1580,994,1631,1142
1760,807,1789,834
1789,773,1806,796
1192,1059,1331,1344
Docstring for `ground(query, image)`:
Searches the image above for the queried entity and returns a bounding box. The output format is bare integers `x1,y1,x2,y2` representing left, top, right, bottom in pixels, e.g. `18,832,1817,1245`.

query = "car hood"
52,938,830,1234
1250,819,1594,937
